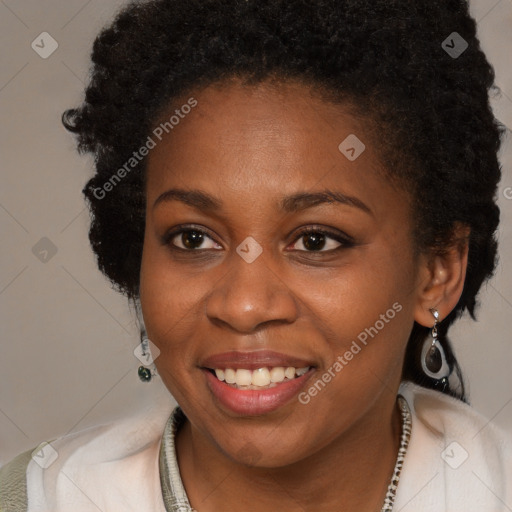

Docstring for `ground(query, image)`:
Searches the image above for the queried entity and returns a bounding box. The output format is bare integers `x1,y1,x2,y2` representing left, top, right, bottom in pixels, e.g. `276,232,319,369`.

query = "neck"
175,394,402,512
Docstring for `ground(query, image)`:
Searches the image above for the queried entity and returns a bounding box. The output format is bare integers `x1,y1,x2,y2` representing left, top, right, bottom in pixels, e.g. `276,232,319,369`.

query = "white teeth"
251,368,271,386
212,366,311,388
224,368,236,384
269,367,285,383
284,367,296,379
235,369,253,387
295,367,309,377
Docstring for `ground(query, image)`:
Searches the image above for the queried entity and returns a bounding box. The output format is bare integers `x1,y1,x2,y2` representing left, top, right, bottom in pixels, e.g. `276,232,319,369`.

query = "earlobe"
414,225,470,326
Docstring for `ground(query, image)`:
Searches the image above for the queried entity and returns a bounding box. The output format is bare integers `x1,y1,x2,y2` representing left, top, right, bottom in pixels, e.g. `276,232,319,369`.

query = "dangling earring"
137,335,159,382
134,298,159,383
421,308,450,383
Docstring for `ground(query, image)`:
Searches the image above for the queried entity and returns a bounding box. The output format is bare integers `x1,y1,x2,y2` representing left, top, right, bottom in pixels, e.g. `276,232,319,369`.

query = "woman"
1,0,511,510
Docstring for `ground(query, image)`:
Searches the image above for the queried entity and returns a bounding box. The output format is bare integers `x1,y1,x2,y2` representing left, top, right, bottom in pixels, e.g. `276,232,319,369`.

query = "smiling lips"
200,350,316,415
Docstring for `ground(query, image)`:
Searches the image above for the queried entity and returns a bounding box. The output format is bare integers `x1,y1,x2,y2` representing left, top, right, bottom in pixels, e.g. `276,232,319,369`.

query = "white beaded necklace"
381,395,412,511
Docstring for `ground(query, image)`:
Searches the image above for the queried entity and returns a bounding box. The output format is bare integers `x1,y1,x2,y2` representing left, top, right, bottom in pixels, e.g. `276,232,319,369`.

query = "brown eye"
290,229,348,252
166,228,222,251
301,232,328,251
179,230,205,249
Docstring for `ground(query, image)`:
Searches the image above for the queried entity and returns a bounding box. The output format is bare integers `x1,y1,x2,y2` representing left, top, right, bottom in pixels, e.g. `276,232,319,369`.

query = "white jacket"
1,381,511,511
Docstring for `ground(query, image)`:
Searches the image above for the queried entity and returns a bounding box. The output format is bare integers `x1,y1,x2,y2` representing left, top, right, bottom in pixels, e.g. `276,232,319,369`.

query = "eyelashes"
291,226,354,252
162,225,222,252
161,224,355,254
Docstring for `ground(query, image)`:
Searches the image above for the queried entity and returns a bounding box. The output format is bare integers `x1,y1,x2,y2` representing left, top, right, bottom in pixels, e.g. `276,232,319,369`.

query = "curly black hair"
62,0,504,402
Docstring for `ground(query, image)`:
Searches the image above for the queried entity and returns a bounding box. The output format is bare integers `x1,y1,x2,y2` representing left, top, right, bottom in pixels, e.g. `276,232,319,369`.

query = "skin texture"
139,79,469,512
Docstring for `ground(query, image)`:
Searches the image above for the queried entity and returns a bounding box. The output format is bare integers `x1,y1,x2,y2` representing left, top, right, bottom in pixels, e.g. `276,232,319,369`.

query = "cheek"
139,237,213,405
139,235,205,358
306,242,417,382
310,244,415,328
295,263,415,443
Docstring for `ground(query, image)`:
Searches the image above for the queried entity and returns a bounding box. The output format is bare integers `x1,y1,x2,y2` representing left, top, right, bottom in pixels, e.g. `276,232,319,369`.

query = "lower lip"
203,368,314,416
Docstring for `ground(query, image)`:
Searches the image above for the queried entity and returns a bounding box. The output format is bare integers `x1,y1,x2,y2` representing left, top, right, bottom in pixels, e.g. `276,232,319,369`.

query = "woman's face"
140,79,424,467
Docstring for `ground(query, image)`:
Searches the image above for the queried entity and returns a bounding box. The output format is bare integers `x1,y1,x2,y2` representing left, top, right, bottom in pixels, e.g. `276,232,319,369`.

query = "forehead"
144,79,407,219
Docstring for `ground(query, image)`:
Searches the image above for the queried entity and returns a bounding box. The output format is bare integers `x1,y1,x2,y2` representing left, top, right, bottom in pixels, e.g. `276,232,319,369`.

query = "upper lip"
200,350,316,370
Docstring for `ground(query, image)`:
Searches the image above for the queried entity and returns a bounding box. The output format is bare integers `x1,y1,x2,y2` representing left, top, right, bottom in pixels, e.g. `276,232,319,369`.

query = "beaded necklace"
381,395,412,511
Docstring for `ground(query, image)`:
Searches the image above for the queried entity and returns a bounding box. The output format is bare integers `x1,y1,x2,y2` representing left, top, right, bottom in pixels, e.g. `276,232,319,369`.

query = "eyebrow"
153,188,372,215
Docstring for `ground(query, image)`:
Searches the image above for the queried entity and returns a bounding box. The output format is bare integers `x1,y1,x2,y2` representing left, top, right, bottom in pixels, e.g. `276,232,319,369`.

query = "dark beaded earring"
138,366,152,382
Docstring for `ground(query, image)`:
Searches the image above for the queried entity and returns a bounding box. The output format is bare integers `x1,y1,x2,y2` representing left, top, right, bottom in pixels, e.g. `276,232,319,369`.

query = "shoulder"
396,381,512,511
0,400,177,512
400,380,511,442
0,449,33,511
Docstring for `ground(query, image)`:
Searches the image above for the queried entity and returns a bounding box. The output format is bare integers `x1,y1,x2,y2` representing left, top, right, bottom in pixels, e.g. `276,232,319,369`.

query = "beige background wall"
1,0,512,465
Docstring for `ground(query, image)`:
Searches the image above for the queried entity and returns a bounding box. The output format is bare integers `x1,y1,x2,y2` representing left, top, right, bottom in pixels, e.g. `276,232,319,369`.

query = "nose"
205,251,299,334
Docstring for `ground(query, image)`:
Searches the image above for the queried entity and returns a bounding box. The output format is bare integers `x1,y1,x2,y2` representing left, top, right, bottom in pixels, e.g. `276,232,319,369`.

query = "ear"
414,223,470,327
